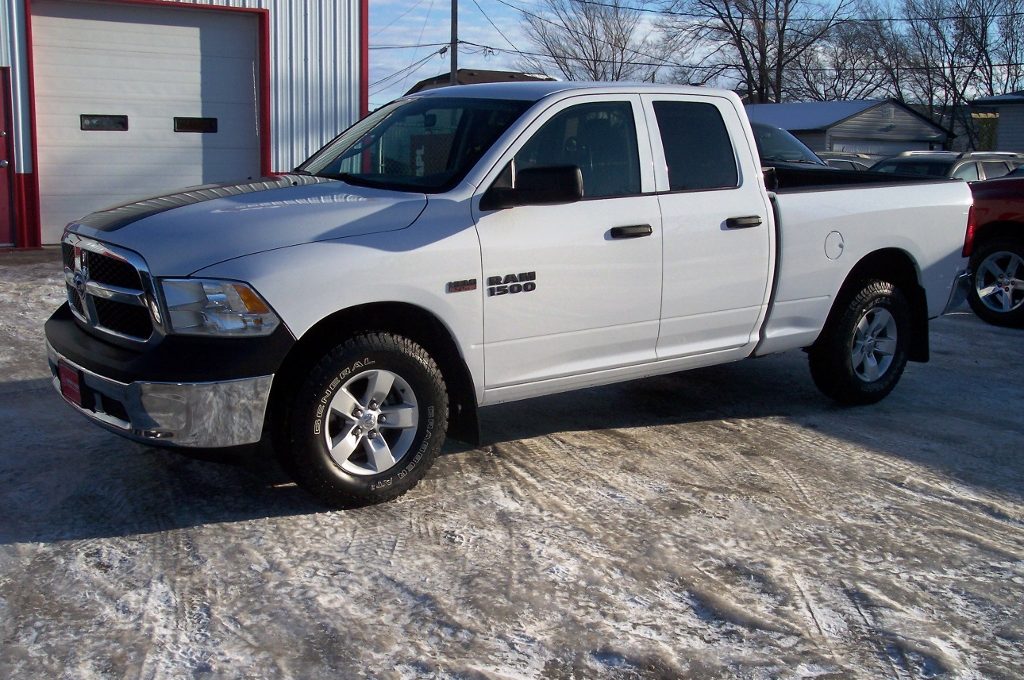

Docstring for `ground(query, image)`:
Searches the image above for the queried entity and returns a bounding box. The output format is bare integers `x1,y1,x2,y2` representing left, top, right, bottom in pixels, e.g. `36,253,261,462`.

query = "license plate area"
58,361,84,407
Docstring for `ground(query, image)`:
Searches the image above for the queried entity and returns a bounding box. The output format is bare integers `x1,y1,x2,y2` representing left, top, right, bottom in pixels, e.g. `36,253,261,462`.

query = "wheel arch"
824,248,929,363
974,221,1023,249
269,302,480,446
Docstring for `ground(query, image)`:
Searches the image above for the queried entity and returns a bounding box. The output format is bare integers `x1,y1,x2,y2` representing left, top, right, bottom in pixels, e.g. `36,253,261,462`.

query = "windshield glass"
871,159,954,177
298,97,532,192
750,123,826,165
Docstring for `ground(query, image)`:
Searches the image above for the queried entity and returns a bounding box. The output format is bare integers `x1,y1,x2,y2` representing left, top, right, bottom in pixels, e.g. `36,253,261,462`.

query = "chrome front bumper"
46,342,273,448
944,270,973,314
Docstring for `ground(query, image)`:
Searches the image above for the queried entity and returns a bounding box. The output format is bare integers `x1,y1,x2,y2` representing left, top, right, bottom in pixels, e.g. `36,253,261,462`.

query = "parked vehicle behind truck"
45,83,973,507
965,175,1024,327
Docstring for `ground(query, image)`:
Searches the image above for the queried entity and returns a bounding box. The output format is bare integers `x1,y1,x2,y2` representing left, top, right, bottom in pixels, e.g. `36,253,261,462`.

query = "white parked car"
46,83,973,507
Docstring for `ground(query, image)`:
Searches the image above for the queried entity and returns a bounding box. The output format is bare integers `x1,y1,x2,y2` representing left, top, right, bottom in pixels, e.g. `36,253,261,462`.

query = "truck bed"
756,172,973,356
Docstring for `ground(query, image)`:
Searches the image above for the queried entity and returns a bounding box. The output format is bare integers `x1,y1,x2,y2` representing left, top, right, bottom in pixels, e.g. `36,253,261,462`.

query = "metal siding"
0,0,10,66
793,131,826,152
5,0,31,172
829,101,947,145
162,0,362,171
996,107,1024,152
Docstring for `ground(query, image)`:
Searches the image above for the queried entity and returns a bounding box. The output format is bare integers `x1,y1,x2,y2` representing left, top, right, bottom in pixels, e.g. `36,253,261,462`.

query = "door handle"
610,224,653,239
726,215,762,229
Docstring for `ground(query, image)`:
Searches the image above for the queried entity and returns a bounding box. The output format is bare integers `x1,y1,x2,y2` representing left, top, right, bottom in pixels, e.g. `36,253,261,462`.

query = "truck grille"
63,234,157,343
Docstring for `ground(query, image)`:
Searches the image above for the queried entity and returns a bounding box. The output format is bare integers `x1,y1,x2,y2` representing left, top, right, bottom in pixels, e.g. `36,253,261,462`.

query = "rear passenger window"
653,101,738,191
981,161,1010,179
953,163,979,181
515,101,640,198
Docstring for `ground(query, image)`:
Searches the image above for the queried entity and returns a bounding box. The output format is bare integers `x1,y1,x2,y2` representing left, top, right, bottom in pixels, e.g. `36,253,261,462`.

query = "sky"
368,0,536,109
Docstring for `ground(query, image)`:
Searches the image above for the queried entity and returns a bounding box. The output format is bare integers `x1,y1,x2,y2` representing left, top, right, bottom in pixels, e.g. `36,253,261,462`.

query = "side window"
653,101,738,191
515,101,640,198
953,162,979,181
981,161,1010,180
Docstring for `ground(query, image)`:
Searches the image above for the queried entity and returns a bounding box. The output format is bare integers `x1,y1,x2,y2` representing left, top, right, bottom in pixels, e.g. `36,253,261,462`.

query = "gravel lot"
1,249,1022,679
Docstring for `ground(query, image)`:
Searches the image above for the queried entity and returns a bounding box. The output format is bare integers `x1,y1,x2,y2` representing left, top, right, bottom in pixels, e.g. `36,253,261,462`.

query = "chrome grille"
63,233,158,343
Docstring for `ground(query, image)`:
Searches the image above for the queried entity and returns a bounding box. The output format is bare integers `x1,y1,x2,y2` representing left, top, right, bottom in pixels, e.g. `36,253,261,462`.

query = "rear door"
641,94,773,358
473,95,663,392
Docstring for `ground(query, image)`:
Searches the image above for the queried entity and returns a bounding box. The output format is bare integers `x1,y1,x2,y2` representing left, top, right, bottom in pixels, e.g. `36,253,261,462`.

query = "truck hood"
67,175,428,276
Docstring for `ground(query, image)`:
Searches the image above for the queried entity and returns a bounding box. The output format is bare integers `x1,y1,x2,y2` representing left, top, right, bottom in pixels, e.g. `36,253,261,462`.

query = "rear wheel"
281,333,447,508
967,239,1024,328
809,279,911,405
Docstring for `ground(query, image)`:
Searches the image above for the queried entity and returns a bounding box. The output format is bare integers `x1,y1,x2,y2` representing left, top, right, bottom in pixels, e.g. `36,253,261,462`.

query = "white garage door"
33,0,262,243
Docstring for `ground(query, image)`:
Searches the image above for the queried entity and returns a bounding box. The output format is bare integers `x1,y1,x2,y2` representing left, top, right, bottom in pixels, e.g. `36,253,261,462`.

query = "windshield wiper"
316,172,390,188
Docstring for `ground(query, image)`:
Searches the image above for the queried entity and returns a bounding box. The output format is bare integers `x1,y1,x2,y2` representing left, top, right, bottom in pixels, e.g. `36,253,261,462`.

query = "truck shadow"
1,315,1019,543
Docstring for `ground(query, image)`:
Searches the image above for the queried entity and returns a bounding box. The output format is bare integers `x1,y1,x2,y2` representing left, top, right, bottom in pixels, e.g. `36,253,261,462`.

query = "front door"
474,96,663,395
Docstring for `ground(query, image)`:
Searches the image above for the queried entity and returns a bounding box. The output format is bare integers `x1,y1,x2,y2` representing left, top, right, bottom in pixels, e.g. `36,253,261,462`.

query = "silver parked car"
871,151,1024,181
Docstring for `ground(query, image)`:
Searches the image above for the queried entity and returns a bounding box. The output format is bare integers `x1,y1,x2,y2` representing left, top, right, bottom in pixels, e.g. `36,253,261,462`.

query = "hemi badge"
446,279,477,294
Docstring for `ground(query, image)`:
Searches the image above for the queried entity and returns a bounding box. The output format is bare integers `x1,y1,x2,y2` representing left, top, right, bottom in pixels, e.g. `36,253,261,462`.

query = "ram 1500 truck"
45,83,973,507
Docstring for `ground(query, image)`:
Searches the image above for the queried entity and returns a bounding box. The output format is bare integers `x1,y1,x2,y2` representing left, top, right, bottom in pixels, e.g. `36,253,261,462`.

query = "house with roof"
972,92,1024,152
745,99,952,156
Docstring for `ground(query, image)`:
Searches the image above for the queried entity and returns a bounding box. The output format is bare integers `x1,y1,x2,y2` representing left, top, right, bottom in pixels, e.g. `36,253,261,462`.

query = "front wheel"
967,239,1024,328
282,332,448,508
809,279,911,405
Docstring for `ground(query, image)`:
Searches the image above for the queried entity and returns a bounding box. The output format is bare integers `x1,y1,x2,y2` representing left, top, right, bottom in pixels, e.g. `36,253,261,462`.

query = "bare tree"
659,0,857,102
517,0,670,82
788,20,890,100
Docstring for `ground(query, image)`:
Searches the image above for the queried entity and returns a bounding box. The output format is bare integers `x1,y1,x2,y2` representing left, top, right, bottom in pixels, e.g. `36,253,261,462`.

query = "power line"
461,39,1024,74
399,0,439,94
369,43,451,51
573,0,1024,25
370,47,447,92
491,0,691,71
370,0,429,38
470,0,530,60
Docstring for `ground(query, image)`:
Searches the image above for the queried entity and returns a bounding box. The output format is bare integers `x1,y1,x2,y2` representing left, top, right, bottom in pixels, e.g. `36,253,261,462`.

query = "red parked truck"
966,176,1024,327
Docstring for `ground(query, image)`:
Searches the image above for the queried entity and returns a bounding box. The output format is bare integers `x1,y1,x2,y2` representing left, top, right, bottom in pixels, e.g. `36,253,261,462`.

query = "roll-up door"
32,0,262,243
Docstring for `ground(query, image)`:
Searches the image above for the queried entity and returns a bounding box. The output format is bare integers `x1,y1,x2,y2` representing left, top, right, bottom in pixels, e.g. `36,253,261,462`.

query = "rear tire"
279,332,448,508
809,280,911,405
967,238,1024,328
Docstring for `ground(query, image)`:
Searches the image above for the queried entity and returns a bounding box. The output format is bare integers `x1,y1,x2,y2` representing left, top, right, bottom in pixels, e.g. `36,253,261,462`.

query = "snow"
1,249,1022,678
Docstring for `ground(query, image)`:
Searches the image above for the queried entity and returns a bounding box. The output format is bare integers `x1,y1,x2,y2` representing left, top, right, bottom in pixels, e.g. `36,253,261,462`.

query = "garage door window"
80,114,128,131
174,117,218,133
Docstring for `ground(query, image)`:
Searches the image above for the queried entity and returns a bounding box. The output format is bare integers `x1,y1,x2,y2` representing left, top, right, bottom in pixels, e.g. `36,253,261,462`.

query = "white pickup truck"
45,83,973,507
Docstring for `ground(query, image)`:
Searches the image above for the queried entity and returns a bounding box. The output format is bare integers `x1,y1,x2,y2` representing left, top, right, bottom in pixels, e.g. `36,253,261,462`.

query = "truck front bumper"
46,342,273,448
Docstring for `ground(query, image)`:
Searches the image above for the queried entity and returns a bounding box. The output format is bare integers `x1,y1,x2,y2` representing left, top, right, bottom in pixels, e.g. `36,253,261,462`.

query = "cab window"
654,101,739,190
515,101,640,198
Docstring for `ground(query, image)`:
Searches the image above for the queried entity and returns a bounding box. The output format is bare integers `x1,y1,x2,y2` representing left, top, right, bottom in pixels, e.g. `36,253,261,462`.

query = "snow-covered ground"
1,250,1021,679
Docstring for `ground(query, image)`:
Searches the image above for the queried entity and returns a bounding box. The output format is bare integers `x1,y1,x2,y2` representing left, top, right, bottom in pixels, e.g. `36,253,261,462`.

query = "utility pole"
450,0,458,85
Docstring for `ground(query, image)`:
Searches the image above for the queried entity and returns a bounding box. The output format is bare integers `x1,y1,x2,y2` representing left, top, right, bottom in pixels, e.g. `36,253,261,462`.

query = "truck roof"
406,80,735,102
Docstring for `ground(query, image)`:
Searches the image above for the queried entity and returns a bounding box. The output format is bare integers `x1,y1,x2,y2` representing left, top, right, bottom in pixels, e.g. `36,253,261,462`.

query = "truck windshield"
297,97,532,193
751,122,827,166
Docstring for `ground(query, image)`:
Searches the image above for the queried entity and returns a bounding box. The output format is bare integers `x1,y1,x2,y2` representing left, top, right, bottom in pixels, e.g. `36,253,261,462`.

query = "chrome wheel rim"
323,369,419,476
975,250,1024,314
851,306,897,382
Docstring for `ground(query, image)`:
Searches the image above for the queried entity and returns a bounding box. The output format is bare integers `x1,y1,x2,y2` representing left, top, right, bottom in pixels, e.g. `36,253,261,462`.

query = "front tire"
809,280,911,405
967,239,1024,328
282,333,448,508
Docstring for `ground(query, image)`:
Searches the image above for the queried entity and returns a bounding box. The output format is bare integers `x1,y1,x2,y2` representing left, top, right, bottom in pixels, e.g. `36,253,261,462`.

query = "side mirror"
481,165,584,210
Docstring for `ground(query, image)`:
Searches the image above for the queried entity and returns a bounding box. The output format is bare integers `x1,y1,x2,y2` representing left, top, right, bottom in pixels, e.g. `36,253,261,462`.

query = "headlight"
160,279,280,336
